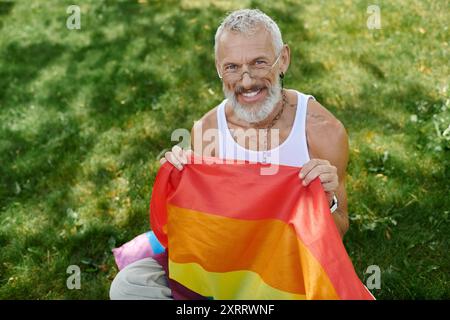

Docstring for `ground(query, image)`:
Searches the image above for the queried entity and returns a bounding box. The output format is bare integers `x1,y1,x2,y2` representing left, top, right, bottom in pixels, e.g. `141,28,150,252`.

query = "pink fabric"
112,233,154,270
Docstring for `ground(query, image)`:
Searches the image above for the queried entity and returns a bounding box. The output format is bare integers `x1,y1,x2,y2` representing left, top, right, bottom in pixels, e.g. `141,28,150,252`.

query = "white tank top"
217,90,314,167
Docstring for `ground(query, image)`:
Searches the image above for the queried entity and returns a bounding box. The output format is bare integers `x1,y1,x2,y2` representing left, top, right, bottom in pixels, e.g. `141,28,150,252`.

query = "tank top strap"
216,100,228,158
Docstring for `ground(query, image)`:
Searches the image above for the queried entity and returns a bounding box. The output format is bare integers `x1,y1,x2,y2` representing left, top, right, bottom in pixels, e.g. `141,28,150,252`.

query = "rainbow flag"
150,155,374,300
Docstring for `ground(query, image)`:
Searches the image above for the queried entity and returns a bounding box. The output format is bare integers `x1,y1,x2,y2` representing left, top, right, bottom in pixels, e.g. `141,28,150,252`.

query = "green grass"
0,0,448,299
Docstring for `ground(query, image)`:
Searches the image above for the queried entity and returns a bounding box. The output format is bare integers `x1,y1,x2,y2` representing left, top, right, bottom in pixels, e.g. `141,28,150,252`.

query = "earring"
280,72,285,89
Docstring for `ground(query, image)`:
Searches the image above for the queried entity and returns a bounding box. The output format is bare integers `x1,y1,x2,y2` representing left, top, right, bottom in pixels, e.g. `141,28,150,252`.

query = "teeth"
242,89,260,97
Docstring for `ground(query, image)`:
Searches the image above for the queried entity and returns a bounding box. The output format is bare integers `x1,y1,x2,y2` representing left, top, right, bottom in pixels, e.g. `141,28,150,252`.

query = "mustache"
234,84,266,95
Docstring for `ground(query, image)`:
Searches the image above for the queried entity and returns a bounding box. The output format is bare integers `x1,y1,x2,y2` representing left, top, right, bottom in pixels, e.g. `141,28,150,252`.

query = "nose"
241,72,253,89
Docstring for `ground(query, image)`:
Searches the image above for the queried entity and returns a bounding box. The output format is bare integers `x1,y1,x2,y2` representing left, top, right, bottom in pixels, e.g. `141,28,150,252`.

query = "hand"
159,145,193,171
299,159,338,206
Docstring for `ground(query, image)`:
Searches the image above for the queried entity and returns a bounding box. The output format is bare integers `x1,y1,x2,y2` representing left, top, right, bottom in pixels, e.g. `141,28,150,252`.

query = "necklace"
261,90,287,163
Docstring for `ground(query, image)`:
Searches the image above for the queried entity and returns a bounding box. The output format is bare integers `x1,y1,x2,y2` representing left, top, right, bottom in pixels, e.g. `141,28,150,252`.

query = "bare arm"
302,100,350,238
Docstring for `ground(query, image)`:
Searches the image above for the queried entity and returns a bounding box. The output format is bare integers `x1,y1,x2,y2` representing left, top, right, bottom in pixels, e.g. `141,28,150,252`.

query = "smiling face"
216,25,289,124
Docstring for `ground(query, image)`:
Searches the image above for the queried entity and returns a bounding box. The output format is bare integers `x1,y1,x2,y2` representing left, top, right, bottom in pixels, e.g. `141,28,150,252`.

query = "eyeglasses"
218,51,282,82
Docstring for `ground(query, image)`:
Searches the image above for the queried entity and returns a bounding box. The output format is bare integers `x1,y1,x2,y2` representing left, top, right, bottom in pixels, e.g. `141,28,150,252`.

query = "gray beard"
223,78,282,124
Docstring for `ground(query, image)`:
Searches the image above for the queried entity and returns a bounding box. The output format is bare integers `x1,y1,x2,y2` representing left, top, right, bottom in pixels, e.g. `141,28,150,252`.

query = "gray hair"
214,9,284,58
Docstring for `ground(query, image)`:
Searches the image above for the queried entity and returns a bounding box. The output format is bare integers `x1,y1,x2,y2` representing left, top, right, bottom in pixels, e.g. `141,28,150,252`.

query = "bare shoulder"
191,105,218,135
190,104,220,155
306,99,349,175
306,99,347,138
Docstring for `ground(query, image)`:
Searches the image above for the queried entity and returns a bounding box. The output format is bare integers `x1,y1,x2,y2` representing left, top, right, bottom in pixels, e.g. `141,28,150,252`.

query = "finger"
172,145,189,165
174,145,190,164
165,151,183,170
180,149,191,164
172,145,182,153
317,173,336,184
302,164,330,186
299,159,318,179
322,181,339,193
159,157,167,165
171,145,185,162
301,163,336,184
299,159,329,179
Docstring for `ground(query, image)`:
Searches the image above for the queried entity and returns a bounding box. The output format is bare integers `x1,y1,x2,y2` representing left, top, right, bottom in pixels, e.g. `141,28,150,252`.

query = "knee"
109,257,172,300
109,268,129,300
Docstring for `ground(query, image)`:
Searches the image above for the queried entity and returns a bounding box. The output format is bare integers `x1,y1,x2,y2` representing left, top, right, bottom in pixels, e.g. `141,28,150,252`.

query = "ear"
215,59,222,79
279,44,291,74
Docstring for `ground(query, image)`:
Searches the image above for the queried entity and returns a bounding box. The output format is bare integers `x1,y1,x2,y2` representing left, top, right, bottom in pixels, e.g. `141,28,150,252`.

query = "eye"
224,64,238,71
255,60,268,66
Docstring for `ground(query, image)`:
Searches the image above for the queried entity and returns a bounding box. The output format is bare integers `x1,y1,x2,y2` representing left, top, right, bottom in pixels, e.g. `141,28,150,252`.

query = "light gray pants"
109,257,173,300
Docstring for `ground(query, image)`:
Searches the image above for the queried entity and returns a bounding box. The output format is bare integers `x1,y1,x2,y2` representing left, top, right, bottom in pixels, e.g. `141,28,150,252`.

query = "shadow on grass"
0,42,66,105
2,0,447,299
0,1,14,17
0,118,93,208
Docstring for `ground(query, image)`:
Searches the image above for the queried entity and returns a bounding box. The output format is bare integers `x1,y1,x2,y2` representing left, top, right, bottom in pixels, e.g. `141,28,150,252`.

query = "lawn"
0,0,448,299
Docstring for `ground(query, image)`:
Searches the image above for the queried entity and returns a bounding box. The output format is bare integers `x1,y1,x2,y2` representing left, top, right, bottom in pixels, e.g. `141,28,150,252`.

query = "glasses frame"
217,50,283,81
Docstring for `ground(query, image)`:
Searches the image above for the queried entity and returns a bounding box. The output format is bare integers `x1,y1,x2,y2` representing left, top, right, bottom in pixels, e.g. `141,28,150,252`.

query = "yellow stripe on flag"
169,260,307,300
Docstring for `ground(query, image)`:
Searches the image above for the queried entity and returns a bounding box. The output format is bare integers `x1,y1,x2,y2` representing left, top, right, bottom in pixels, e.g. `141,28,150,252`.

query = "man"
110,8,349,300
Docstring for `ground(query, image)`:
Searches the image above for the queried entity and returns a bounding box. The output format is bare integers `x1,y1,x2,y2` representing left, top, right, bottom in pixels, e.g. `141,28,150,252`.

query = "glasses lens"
222,72,239,82
251,65,271,78
222,66,271,82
